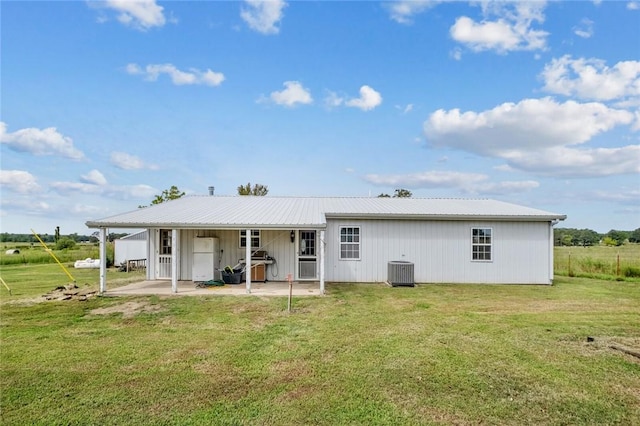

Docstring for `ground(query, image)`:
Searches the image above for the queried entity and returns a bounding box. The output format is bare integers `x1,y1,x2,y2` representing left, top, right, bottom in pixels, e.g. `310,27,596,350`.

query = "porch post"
319,230,325,294
171,228,178,293
549,221,555,284
245,228,252,294
99,228,107,294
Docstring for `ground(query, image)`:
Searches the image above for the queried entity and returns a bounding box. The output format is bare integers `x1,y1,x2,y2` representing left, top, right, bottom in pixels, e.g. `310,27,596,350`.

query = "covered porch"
95,227,326,295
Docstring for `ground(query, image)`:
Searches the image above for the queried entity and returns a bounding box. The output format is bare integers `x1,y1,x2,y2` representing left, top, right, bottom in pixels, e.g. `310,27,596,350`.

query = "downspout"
99,228,107,294
549,220,559,284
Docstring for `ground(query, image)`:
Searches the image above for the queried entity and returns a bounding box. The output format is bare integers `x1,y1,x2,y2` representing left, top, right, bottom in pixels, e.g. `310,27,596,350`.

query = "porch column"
99,228,107,294
245,228,252,294
549,221,555,284
171,228,178,293
319,230,325,295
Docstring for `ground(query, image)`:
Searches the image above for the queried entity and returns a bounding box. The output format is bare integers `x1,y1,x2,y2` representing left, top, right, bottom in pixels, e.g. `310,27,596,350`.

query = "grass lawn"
1,276,639,425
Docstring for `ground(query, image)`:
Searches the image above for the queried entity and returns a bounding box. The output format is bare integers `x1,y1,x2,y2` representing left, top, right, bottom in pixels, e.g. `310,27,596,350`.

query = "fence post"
617,254,620,276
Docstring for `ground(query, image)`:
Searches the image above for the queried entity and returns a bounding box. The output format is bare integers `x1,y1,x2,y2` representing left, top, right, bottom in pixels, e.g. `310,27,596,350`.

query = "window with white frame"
239,230,261,249
339,226,360,260
472,228,492,261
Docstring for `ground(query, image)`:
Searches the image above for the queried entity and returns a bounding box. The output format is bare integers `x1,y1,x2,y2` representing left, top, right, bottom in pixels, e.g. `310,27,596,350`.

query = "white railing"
158,255,171,279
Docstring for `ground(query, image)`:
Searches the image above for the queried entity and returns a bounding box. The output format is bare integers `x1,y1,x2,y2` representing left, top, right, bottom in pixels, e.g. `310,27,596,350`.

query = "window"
340,226,360,260
160,229,172,255
239,230,260,248
472,228,492,261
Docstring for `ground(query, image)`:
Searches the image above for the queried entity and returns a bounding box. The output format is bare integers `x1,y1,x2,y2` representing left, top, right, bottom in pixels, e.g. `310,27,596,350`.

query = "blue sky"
1,0,639,235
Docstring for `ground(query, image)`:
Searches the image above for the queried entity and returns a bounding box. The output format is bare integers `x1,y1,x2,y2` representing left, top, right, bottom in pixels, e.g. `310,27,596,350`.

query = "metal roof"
86,196,566,229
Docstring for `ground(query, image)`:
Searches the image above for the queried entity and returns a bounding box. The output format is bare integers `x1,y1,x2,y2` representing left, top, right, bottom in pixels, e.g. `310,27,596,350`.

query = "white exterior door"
157,229,172,279
297,230,317,280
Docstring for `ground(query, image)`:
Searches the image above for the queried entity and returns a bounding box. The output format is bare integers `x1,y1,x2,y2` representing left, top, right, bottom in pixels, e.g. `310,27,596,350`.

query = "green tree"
629,228,640,243
378,189,412,198
576,229,601,247
605,230,628,246
561,234,574,246
393,189,412,198
140,185,185,208
237,182,269,196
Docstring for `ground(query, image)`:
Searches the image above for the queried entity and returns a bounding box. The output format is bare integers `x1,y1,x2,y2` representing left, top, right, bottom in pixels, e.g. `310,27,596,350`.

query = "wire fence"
554,246,640,279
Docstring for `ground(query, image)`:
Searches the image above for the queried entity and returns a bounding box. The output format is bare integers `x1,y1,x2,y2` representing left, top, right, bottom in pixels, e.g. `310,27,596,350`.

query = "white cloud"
0,198,50,215
364,170,539,195
365,170,486,188
110,151,158,170
345,85,383,111
126,63,225,87
540,56,640,102
395,104,414,114
589,188,640,203
628,2,640,10
101,0,166,30
265,81,313,107
0,170,41,194
573,18,594,39
50,178,157,200
425,97,634,154
70,204,104,215
424,97,638,177
50,181,103,195
0,122,85,160
241,0,287,35
468,180,540,195
80,169,108,186
450,2,548,53
387,0,443,24
503,145,640,177
324,91,344,108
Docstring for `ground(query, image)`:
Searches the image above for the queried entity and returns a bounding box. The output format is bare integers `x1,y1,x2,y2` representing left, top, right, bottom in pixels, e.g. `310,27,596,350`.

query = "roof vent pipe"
208,186,215,196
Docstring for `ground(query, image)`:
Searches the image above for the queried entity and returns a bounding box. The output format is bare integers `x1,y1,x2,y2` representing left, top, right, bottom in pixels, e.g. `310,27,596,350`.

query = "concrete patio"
103,280,323,297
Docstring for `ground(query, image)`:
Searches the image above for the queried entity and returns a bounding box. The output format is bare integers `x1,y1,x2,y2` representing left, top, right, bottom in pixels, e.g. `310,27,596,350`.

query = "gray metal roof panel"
85,196,566,229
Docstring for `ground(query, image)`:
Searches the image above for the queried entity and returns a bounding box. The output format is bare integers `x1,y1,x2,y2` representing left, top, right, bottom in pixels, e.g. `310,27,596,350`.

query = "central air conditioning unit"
388,261,414,287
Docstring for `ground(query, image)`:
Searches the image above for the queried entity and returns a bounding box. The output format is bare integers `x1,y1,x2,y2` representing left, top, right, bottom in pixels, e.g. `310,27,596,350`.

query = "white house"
86,196,566,294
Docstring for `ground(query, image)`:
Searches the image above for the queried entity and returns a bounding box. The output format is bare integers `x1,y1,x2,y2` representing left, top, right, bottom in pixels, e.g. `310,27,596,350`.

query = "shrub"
55,238,76,250
623,266,640,278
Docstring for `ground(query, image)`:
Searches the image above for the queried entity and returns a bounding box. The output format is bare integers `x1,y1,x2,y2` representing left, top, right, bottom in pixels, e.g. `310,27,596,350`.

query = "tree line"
554,228,640,247
0,232,129,245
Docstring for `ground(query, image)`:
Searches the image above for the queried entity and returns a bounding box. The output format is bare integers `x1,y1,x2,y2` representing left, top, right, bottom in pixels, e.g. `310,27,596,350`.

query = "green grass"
1,277,639,425
0,263,145,298
555,244,640,280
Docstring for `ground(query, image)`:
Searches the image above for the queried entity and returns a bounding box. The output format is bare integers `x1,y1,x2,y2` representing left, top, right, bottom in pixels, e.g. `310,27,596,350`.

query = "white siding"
114,240,147,266
325,219,552,284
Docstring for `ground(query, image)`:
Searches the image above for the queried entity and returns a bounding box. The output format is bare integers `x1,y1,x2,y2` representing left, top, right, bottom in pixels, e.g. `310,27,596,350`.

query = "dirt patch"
585,336,640,363
43,283,98,301
90,301,164,318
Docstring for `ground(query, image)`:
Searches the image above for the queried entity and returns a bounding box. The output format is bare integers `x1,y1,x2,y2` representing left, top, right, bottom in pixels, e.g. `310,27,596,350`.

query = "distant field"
0,242,103,266
554,244,640,280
